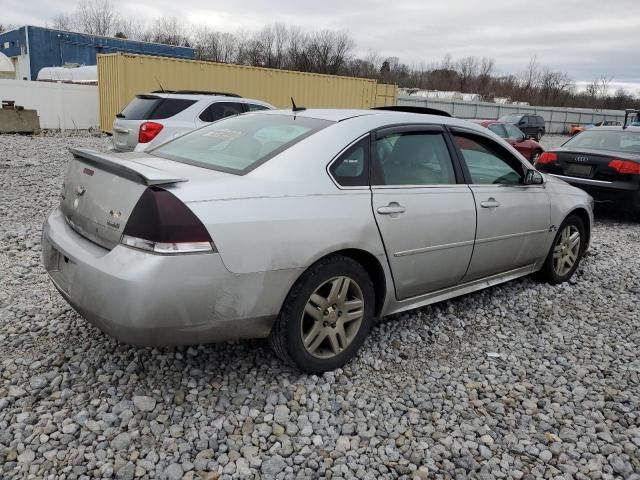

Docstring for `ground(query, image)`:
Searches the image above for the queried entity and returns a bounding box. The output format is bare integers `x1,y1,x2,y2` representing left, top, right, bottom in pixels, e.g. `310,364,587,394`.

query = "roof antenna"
155,77,166,93
291,97,306,112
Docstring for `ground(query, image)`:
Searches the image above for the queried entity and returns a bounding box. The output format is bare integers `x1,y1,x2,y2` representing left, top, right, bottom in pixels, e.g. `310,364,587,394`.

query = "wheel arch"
567,207,591,247
284,248,388,319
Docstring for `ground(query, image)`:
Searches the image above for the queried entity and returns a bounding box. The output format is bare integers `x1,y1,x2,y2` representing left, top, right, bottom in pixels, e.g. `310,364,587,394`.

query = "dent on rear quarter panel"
188,192,386,275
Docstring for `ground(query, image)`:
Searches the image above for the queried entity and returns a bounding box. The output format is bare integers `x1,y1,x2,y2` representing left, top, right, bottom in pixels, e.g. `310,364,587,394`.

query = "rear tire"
540,215,586,284
269,255,375,374
535,130,543,141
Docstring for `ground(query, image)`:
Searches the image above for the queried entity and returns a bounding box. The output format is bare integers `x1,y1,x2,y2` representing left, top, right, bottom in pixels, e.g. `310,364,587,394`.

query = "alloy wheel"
301,276,365,359
552,225,581,276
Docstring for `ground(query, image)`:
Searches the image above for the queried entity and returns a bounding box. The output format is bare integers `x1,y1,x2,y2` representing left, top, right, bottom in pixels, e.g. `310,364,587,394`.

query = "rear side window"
247,104,270,112
373,131,456,186
119,96,196,120
152,114,333,175
330,138,368,187
536,116,545,126
199,102,248,122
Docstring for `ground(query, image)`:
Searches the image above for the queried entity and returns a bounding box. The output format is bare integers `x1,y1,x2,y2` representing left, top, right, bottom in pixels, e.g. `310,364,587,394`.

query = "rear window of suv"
152,114,333,174
499,114,523,123
119,95,196,120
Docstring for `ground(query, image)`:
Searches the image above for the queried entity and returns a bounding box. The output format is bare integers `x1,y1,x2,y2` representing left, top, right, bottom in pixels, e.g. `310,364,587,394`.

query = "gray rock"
133,395,156,412
261,455,286,477
111,432,132,451
166,463,184,480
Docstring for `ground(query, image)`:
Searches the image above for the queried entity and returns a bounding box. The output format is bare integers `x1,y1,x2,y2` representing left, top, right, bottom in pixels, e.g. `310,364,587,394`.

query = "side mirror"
525,170,544,185
518,134,526,141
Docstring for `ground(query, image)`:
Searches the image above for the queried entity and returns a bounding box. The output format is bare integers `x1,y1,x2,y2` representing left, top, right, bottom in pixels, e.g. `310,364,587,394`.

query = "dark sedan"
535,127,640,212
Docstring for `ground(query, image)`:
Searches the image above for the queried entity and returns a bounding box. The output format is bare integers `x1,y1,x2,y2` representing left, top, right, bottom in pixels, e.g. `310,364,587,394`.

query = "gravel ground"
0,132,639,480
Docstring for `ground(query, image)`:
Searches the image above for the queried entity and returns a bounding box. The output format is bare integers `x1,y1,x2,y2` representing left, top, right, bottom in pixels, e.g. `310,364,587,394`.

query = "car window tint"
504,123,523,138
199,102,248,122
247,103,269,112
120,97,196,120
330,138,368,187
488,124,507,138
373,131,456,186
454,134,523,185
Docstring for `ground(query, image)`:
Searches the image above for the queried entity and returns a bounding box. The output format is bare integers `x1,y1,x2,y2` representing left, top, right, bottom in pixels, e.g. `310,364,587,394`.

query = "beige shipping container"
97,53,397,133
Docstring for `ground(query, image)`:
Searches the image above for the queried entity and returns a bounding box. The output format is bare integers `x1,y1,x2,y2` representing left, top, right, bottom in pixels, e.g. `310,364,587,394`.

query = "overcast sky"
4,0,640,93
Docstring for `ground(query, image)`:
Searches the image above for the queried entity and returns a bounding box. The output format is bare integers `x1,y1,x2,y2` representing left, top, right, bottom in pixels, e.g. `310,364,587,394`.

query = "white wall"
0,79,99,129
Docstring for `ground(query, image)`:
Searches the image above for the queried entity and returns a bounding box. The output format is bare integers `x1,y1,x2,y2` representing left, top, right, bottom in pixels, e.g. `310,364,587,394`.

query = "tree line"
31,0,639,110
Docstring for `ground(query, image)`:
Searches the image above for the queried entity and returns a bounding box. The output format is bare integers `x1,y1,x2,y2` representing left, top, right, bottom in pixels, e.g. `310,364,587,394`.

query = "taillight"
608,159,640,175
138,122,163,143
121,187,215,254
536,152,557,165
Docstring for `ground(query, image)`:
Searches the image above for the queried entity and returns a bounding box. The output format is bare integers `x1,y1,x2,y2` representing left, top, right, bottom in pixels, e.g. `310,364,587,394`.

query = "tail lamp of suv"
138,121,164,143
121,187,215,254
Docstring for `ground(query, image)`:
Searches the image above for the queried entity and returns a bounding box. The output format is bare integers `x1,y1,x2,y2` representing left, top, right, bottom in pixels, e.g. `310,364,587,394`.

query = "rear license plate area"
565,163,593,177
44,242,73,293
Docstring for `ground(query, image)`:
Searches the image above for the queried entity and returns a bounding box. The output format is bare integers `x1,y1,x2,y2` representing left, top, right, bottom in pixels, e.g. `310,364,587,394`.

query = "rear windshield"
152,114,333,174
119,96,196,120
499,114,523,123
563,130,640,153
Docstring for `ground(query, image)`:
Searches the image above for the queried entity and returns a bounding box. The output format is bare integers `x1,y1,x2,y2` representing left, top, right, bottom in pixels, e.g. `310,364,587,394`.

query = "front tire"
541,215,586,284
269,255,375,373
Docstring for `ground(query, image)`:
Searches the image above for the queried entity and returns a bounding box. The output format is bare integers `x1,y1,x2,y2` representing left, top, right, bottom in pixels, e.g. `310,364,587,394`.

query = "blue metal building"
0,26,195,80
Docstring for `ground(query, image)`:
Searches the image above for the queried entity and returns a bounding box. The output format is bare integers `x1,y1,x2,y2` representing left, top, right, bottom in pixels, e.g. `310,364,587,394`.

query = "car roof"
258,108,484,126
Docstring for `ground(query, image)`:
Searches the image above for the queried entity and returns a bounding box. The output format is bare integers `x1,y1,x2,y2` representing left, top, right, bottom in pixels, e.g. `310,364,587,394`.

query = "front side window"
373,131,456,186
330,138,368,187
153,114,333,174
199,102,247,122
454,134,523,185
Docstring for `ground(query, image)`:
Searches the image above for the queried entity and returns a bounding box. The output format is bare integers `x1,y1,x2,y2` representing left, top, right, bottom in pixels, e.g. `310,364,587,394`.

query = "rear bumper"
550,174,640,209
42,208,300,346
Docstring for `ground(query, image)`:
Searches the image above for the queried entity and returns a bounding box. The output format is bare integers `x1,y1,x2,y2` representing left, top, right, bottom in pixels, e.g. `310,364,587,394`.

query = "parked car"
535,126,640,213
43,108,593,373
570,121,622,136
471,119,543,162
499,113,546,141
111,90,274,152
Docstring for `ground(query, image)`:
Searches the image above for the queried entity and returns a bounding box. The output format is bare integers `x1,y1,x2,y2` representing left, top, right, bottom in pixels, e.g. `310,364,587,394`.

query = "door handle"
113,126,130,134
480,198,501,208
377,203,406,215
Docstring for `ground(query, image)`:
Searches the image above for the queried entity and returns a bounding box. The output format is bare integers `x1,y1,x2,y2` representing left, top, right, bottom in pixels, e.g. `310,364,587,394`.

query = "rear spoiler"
69,148,187,186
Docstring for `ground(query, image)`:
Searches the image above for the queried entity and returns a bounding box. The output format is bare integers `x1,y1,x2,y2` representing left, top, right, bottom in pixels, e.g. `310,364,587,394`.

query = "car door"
370,126,477,300
504,123,532,159
451,129,550,281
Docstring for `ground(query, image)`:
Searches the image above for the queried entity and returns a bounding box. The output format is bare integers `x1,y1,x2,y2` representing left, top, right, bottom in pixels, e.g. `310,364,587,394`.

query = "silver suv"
111,90,274,152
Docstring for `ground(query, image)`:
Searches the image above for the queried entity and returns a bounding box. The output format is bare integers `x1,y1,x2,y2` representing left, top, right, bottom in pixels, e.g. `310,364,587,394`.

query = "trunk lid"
545,147,639,181
60,149,187,250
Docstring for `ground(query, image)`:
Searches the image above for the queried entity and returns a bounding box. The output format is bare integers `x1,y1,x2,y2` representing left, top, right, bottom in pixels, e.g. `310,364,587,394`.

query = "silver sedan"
42,108,593,373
